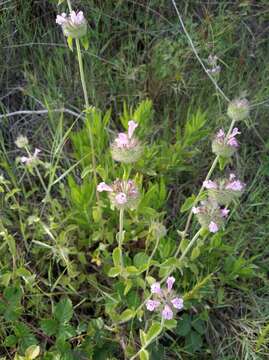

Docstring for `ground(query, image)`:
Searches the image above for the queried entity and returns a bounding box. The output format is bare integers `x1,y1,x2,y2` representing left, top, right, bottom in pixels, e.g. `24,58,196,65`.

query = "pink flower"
128,120,138,139
115,192,127,205
97,182,113,192
209,221,219,233
162,305,173,320
192,207,200,214
229,128,241,138
225,180,244,191
70,10,85,25
151,282,161,295
56,13,67,25
203,180,218,189
114,133,129,148
171,297,184,310
227,137,239,147
166,276,175,292
216,129,225,139
21,148,41,165
221,208,230,218
229,173,236,180
146,300,160,311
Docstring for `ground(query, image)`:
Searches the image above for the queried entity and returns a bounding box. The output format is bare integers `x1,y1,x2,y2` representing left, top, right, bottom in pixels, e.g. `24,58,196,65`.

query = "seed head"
227,98,249,121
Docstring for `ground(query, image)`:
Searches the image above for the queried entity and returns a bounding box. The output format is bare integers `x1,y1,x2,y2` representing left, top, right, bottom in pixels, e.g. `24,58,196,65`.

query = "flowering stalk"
64,0,98,201
180,117,236,240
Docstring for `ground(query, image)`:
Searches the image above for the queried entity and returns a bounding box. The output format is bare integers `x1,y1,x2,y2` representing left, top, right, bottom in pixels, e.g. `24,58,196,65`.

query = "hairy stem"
119,208,125,272
75,39,99,201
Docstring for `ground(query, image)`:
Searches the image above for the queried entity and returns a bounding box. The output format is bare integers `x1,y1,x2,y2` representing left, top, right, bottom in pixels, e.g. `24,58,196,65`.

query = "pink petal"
166,276,175,292
221,208,230,218
209,221,219,233
151,282,161,295
171,297,184,310
203,180,218,189
115,192,127,205
146,300,160,311
97,182,113,192
216,129,225,139
128,120,138,139
162,305,173,320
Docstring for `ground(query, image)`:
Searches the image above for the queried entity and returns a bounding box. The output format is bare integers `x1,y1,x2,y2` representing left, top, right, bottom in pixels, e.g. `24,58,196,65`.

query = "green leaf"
125,266,139,275
67,36,73,51
163,319,177,330
57,323,76,340
185,330,203,352
25,345,40,359
139,349,149,360
14,323,37,352
54,298,73,323
180,195,196,213
139,330,147,347
146,322,162,343
4,335,17,347
133,252,149,269
118,309,135,323
124,279,133,295
81,36,89,50
40,319,58,336
112,247,122,267
108,266,121,277
176,314,192,336
191,246,200,260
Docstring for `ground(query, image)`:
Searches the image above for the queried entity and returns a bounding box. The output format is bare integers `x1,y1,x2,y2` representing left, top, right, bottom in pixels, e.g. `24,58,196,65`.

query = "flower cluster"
97,179,139,209
192,199,229,233
20,148,41,166
203,174,245,205
227,98,250,122
110,120,143,164
56,10,87,39
206,55,221,78
146,277,184,320
212,128,240,158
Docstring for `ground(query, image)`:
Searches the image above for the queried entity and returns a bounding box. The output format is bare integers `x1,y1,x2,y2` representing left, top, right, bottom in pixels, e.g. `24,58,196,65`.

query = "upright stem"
119,208,125,272
75,38,99,201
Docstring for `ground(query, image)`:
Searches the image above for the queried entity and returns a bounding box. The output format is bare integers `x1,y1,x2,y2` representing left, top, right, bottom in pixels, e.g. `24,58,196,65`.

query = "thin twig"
0,108,82,119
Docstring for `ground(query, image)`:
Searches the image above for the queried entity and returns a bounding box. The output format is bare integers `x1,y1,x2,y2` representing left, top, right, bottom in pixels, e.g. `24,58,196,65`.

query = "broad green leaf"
146,322,162,343
125,266,139,275
139,349,149,360
25,345,40,359
191,246,200,260
108,266,121,277
112,247,122,267
139,330,147,347
163,319,177,330
180,195,196,213
133,252,149,269
54,298,73,323
118,309,135,323
40,319,58,336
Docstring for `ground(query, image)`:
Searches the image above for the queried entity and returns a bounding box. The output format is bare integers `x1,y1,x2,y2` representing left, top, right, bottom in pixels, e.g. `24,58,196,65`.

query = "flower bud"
111,121,143,163
56,11,87,39
227,98,249,121
15,135,29,149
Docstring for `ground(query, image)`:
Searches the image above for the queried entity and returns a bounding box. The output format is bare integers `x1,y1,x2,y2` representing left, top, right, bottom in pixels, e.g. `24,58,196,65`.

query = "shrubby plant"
0,1,257,359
